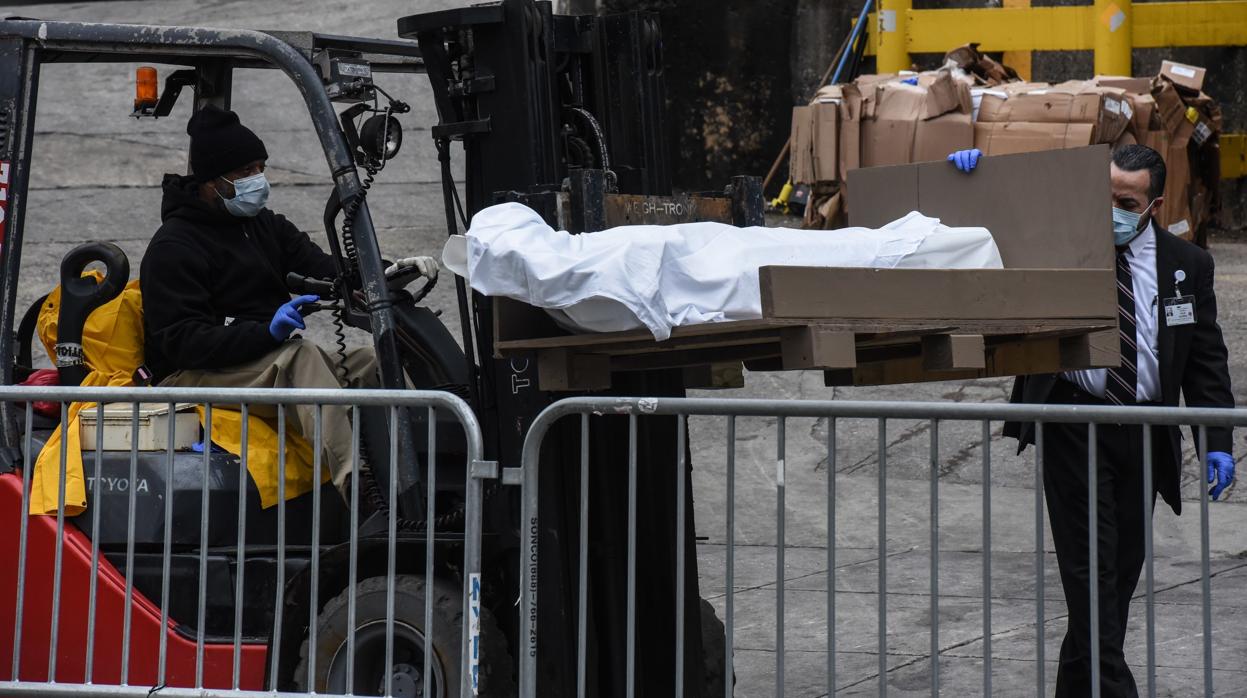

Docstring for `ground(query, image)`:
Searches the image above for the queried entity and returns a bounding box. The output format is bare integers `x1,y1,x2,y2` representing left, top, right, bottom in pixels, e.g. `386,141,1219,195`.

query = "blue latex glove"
947,148,982,173
269,294,318,341
901,76,919,86
1207,451,1235,500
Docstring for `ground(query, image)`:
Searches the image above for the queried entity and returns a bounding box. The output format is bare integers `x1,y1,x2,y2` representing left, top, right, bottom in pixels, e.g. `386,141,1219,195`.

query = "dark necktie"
1105,249,1139,405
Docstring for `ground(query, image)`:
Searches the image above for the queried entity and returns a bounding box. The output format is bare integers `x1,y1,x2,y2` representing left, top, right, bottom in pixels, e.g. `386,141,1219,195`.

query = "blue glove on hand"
1207,451,1235,500
269,294,318,342
947,148,982,173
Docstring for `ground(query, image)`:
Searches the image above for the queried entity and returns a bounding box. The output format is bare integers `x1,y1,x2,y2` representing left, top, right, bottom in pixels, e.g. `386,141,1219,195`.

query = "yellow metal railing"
1224,134,1247,180
865,0,1247,67
859,0,1247,178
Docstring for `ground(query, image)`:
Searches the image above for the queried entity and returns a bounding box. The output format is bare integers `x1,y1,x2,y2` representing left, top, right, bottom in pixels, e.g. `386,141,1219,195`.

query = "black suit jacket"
1003,226,1234,514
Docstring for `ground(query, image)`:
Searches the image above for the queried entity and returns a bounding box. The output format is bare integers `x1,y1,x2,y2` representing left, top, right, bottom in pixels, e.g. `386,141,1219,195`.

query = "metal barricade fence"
0,385,489,698
517,397,1240,697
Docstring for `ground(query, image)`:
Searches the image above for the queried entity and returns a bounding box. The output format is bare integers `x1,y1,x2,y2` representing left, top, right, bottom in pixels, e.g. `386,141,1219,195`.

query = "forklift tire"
294,574,515,697
701,597,733,697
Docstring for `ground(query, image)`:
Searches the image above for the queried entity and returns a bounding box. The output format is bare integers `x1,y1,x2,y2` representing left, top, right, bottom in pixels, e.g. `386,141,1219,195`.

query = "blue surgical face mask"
1112,199,1154,247
218,172,270,218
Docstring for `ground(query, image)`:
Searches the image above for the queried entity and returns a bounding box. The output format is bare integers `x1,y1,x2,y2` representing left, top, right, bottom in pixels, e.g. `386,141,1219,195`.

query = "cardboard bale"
918,70,973,118
974,121,1095,156
860,73,974,167
790,106,814,184
1123,92,1157,138
1161,140,1194,240
1153,79,1195,146
975,80,1130,144
790,101,841,185
943,43,1019,85
1160,60,1206,93
1140,127,1194,240
861,83,925,167
1092,75,1153,94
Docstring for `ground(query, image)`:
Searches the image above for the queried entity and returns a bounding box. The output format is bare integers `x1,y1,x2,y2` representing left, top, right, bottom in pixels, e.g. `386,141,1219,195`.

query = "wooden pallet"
494,307,1118,391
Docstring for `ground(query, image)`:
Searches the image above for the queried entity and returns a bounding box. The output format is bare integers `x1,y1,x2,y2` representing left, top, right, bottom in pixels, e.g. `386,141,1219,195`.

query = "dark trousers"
1044,396,1160,698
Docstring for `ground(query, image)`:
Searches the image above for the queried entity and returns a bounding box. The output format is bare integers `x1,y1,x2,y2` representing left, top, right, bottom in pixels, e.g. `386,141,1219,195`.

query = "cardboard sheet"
848,145,1114,270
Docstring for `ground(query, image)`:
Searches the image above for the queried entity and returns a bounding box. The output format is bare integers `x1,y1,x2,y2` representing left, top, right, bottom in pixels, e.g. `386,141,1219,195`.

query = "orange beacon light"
134,66,158,112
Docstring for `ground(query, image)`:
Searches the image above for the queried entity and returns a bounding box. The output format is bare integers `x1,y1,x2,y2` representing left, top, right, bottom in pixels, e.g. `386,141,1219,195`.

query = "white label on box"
1193,121,1212,145
1171,65,1197,79
879,9,897,32
1104,98,1121,115
1027,89,1050,95
1121,100,1134,120
1169,219,1191,236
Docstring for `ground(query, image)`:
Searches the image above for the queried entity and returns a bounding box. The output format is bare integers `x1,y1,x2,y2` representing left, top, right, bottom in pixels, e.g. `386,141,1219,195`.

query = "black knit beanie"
186,105,268,182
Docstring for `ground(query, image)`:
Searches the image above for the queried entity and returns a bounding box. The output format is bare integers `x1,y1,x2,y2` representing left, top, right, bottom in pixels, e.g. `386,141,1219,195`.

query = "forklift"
0,1,753,695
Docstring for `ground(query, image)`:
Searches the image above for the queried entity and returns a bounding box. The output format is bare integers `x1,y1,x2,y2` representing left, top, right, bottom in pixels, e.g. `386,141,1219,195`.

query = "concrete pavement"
5,0,1246,694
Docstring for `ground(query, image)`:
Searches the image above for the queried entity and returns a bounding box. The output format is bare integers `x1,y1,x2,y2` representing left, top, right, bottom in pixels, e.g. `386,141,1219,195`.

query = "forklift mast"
400,0,673,466
401,2,759,695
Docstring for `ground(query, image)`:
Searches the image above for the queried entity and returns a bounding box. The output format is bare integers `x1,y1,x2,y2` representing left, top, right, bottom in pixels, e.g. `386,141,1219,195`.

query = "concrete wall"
608,0,1246,232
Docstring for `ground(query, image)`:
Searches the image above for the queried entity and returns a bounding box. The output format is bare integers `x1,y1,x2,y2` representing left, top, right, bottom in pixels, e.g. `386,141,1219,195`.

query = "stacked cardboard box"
790,49,1222,242
1092,61,1223,240
790,70,974,185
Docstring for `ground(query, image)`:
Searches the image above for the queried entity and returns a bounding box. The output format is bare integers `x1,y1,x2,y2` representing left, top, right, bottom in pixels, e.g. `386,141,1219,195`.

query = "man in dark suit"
949,144,1236,697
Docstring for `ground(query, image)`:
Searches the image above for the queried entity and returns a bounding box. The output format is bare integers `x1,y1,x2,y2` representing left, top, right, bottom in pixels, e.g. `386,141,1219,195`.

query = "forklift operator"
139,105,418,501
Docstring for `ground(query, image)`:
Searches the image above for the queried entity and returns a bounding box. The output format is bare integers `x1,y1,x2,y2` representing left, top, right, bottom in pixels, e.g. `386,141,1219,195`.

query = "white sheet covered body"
442,202,1003,341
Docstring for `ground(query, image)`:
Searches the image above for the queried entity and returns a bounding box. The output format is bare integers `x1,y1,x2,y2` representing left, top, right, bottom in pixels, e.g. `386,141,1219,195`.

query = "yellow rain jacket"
31,274,324,515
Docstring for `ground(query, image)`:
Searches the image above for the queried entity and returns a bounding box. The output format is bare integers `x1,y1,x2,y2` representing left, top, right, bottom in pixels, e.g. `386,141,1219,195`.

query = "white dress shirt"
1062,221,1161,402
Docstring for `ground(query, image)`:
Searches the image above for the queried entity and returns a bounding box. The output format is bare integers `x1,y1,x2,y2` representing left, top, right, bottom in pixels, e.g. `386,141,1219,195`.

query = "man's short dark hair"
1112,144,1166,201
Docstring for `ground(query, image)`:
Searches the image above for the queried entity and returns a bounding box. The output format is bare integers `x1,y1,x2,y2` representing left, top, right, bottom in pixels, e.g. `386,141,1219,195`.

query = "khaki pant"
161,339,378,493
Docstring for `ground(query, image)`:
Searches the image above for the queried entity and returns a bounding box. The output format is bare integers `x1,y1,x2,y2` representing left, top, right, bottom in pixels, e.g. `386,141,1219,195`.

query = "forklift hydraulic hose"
436,137,480,409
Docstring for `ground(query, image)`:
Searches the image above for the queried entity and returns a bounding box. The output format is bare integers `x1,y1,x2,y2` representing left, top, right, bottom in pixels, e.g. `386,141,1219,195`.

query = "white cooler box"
79,403,201,452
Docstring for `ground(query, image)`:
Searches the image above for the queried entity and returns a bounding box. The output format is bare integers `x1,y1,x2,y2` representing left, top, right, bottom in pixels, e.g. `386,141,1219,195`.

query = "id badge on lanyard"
1164,269,1195,327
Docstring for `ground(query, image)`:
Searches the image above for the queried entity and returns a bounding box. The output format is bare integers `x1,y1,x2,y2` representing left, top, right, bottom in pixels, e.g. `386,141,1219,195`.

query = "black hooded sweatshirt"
140,174,338,382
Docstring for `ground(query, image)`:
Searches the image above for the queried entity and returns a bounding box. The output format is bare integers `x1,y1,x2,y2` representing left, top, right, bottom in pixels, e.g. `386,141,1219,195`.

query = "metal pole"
1088,422,1100,698
11,405,33,681
577,415,590,698
827,418,836,697
85,403,104,683
460,399,487,698
121,402,139,685
1142,426,1155,698
346,408,360,693
195,404,212,689
877,418,888,697
424,407,436,698
676,415,688,696
876,0,912,73
157,403,176,686
1198,427,1213,697
386,406,399,698
232,405,250,690
270,405,287,691
1035,422,1046,696
727,416,737,698
982,420,992,696
626,414,638,698
308,406,324,692
776,417,786,698
1093,0,1133,75
929,419,939,696
49,401,69,683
